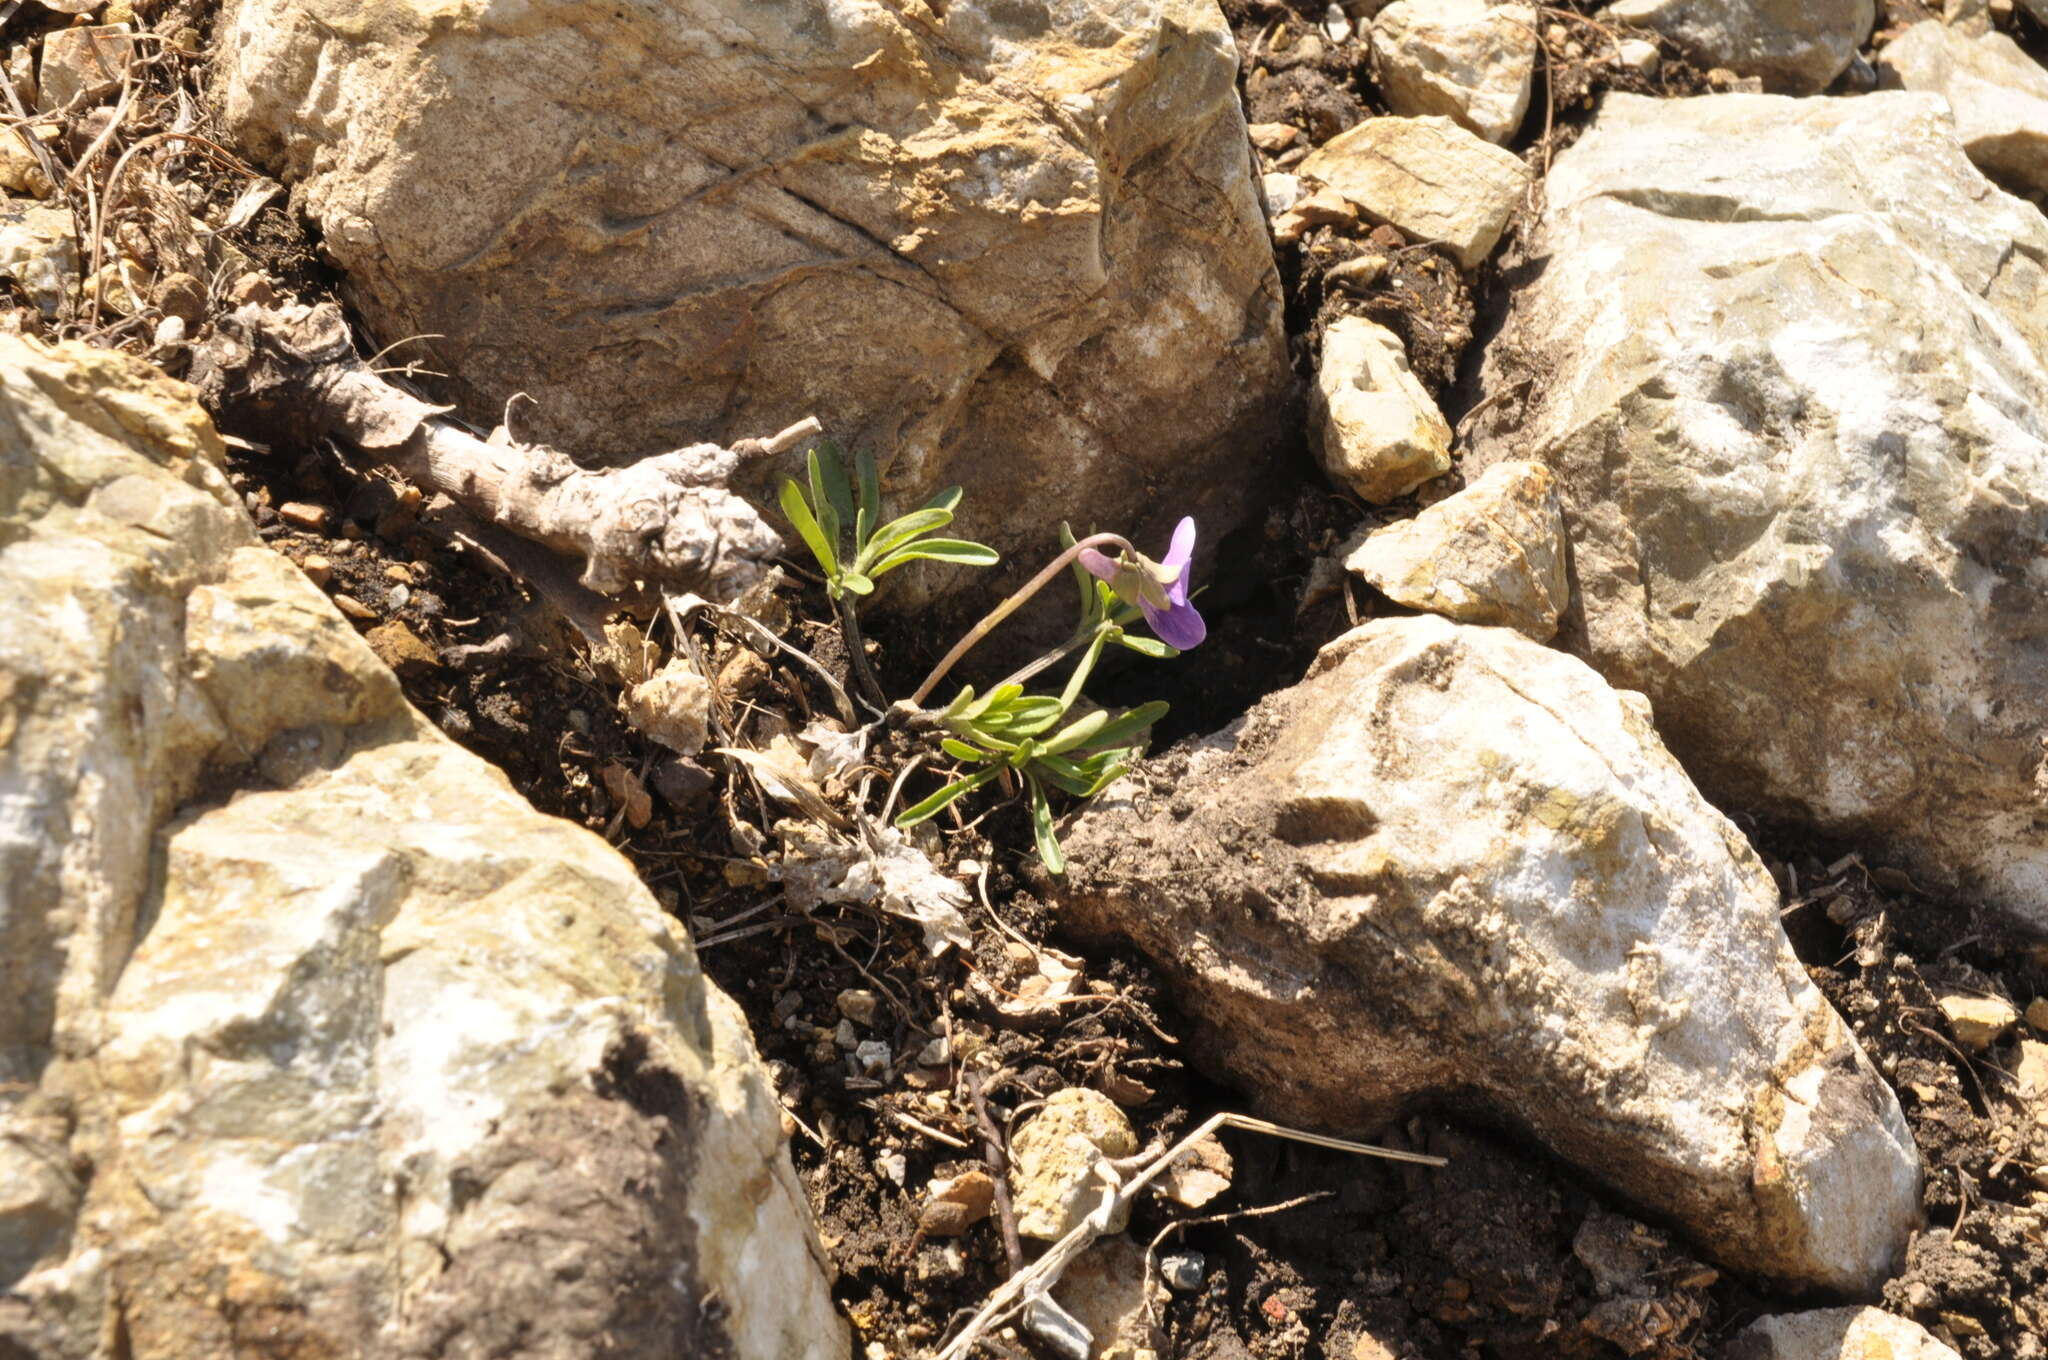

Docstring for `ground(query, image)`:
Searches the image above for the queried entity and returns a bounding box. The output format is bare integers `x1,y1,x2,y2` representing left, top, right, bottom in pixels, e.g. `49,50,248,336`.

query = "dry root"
190,299,805,602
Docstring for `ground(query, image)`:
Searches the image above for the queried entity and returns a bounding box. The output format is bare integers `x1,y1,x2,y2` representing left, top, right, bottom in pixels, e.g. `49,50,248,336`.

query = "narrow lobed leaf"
778,477,839,578
895,767,998,827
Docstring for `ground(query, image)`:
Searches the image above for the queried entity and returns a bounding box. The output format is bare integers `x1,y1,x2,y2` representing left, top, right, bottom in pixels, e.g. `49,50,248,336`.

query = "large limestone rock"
1057,616,1921,1293
1310,315,1452,503
215,0,1292,597
1370,0,1538,144
1466,93,2048,928
1879,20,2048,197
1297,114,1533,269
1601,0,1873,93
0,337,844,1358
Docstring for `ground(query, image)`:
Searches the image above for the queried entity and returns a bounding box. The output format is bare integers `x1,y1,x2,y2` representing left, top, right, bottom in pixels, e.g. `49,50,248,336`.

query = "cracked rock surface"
214,0,1293,604
1468,91,2048,931
0,336,843,1359
1055,615,1921,1294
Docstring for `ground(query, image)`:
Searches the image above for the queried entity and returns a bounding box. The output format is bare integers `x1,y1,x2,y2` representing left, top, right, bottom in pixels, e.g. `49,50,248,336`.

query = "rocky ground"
6,0,2048,1358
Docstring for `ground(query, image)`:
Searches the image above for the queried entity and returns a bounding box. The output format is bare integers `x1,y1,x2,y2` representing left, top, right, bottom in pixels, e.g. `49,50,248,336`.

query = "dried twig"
188,301,792,603
969,1069,1025,1279
933,1113,1445,1360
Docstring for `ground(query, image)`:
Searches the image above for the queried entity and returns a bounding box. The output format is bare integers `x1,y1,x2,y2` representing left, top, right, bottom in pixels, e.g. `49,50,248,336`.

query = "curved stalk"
909,533,1134,707
835,592,889,711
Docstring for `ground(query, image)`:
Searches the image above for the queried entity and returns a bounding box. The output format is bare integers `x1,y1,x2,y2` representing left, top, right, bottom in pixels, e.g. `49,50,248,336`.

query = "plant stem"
996,628,1094,693
910,533,1133,707
835,593,889,711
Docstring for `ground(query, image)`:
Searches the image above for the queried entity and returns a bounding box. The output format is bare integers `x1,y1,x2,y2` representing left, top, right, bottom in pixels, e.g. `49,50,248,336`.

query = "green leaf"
778,478,838,577
869,538,1000,577
855,448,881,553
1031,754,1098,797
923,486,964,516
1082,700,1170,751
955,682,1022,725
1061,523,1100,625
1028,775,1065,875
982,695,1064,738
859,507,954,568
1058,629,1111,711
895,766,999,828
1041,707,1109,755
941,685,977,719
839,570,874,596
806,447,844,566
1113,632,1176,659
940,738,989,762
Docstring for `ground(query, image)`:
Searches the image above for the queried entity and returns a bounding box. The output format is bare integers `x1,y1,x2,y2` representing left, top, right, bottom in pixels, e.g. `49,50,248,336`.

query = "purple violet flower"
1080,516,1206,650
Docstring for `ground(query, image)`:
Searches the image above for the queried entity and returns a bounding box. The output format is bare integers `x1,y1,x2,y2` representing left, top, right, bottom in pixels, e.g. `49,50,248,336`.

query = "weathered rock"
1880,20,2048,196
1048,1235,1167,1360
1343,459,1567,638
37,24,133,110
0,336,843,1358
1371,0,1538,143
1057,616,1921,1292
0,199,75,316
216,0,1291,604
1310,316,1452,503
1009,1088,1139,1242
1600,0,1872,93
1298,115,1532,268
1937,993,2018,1050
1466,92,2048,928
1727,1308,1962,1360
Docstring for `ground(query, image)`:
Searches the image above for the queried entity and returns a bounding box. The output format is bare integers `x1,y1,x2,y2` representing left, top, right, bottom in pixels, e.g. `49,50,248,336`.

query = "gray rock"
215,0,1291,610
1466,92,2048,928
1057,616,1921,1292
1343,459,1567,638
1601,0,1873,93
1727,1308,1962,1360
0,336,843,1358
1370,0,1539,143
1298,115,1533,268
1880,20,2048,196
1310,316,1452,503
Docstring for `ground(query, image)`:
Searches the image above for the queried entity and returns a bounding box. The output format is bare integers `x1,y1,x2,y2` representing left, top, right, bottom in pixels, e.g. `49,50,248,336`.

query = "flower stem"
909,533,1133,707
835,592,889,711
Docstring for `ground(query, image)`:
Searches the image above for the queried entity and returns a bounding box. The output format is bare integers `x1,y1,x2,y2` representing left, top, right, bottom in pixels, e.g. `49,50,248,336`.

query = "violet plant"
779,451,1204,873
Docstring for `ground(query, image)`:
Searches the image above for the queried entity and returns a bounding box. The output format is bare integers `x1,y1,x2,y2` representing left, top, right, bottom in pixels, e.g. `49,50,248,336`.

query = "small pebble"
2028,997,2048,1033
300,553,332,586
835,1019,859,1050
875,1151,907,1185
1939,993,2018,1051
919,1170,996,1236
387,584,410,608
332,593,377,621
837,988,881,1026
917,1035,951,1067
1614,37,1659,75
1161,1251,1206,1292
278,501,329,531
855,1039,892,1075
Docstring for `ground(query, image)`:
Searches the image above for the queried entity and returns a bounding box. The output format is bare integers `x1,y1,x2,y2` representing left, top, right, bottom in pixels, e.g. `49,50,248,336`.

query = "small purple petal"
1143,599,1207,650
1162,517,1197,606
1078,547,1118,582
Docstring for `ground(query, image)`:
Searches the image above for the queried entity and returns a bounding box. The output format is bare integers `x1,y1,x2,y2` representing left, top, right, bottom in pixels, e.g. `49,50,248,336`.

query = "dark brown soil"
13,0,2048,1356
